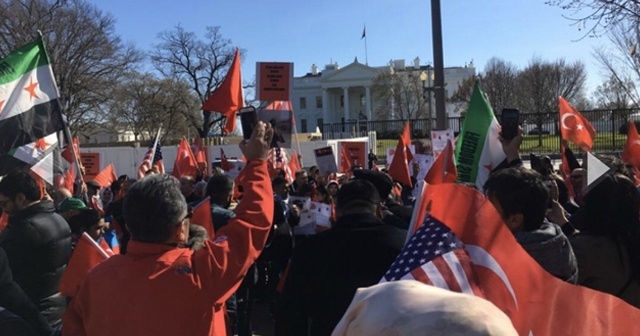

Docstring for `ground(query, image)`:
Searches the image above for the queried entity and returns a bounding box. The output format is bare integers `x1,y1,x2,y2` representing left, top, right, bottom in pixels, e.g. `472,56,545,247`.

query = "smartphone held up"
239,107,258,140
500,108,520,141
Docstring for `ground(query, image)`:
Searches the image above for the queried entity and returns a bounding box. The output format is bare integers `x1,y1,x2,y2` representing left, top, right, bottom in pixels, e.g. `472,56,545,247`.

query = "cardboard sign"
298,201,332,230
412,153,435,182
431,129,454,157
256,62,293,102
314,146,338,175
340,142,366,168
258,109,292,148
80,153,100,180
386,145,416,168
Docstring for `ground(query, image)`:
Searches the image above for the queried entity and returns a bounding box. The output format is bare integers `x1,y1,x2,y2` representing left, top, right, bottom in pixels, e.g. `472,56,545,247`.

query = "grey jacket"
515,221,579,283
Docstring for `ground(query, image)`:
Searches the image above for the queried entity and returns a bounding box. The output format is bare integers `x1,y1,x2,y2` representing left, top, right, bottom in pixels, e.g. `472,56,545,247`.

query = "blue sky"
88,0,608,95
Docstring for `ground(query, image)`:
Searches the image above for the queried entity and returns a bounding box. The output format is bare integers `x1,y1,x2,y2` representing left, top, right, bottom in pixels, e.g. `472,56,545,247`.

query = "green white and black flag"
0,36,66,183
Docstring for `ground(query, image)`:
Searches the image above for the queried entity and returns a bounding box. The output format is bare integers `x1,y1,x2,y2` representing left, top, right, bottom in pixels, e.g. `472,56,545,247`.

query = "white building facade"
291,58,476,133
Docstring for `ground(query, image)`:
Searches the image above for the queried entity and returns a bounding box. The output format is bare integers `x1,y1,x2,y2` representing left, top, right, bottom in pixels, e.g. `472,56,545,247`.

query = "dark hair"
336,179,380,214
352,170,394,200
484,168,548,231
68,208,101,234
206,174,234,204
123,174,187,244
582,173,640,280
271,176,288,189
0,169,40,202
597,155,636,181
314,184,331,204
295,183,313,197
295,170,307,178
110,180,122,196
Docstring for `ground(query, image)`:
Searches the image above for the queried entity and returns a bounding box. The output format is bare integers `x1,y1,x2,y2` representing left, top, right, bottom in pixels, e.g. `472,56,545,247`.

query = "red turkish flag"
387,140,413,188
412,184,640,336
93,164,117,188
220,148,233,172
289,150,302,176
401,122,414,163
61,136,80,163
202,49,243,134
59,233,110,297
340,144,353,174
558,97,596,151
173,138,198,178
191,197,214,238
63,165,76,193
622,121,640,169
424,140,457,184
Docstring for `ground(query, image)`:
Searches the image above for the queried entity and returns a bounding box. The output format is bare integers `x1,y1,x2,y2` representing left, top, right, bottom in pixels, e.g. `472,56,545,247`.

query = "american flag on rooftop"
381,215,484,298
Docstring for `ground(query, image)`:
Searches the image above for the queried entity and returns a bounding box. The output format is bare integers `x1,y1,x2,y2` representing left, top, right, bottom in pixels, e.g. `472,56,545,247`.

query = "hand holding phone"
239,107,258,140
500,108,520,141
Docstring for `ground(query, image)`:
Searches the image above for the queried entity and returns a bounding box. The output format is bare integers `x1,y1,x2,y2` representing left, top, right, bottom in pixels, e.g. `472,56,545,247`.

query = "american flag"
381,215,484,298
267,147,294,183
137,142,165,179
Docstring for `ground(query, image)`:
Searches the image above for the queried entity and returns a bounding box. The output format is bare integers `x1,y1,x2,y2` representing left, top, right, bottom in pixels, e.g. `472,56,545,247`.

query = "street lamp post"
420,66,434,132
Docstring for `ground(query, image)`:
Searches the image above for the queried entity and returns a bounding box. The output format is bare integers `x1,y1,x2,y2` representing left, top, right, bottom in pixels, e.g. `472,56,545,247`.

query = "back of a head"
332,281,518,336
336,179,380,215
597,155,636,181
352,169,393,200
583,173,640,281
484,168,548,231
272,176,287,189
124,174,187,244
206,174,234,203
68,208,101,234
583,173,640,236
0,169,40,201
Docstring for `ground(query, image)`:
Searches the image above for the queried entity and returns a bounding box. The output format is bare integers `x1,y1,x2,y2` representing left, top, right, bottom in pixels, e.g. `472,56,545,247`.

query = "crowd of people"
0,121,638,335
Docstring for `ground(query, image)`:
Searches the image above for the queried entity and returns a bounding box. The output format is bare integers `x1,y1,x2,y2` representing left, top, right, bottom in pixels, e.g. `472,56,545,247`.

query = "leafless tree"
517,57,586,112
450,58,520,114
592,22,640,108
150,25,241,137
481,58,520,113
106,72,200,142
546,0,640,38
593,74,636,108
371,69,429,121
0,0,142,134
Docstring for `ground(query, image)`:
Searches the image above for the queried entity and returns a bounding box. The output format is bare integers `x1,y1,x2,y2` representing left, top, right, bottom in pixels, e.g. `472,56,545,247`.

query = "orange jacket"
61,160,273,336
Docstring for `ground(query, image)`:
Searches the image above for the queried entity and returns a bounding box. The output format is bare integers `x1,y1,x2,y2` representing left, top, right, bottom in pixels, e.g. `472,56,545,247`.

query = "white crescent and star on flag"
561,113,583,131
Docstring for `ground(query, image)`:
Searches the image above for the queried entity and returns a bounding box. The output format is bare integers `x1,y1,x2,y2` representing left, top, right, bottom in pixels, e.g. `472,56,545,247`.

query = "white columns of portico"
365,86,372,120
322,88,329,125
343,87,350,121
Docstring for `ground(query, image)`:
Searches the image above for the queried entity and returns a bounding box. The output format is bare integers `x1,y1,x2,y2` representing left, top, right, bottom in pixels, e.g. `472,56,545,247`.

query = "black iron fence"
323,109,640,154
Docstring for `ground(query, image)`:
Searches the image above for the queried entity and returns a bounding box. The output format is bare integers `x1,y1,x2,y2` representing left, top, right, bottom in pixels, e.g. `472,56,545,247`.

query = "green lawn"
374,132,629,162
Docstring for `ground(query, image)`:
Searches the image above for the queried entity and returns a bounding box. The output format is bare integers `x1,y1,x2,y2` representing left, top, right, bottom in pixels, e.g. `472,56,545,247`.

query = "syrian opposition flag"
0,36,66,183
454,80,505,190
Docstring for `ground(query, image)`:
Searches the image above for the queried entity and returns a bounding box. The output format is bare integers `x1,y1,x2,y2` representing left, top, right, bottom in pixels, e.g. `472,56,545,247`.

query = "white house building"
291,58,476,133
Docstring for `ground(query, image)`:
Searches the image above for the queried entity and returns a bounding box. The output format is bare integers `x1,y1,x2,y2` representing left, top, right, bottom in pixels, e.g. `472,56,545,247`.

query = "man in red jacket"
62,122,274,336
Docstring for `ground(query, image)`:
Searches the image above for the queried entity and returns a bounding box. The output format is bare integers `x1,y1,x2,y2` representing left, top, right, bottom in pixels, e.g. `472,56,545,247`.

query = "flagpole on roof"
362,24,368,66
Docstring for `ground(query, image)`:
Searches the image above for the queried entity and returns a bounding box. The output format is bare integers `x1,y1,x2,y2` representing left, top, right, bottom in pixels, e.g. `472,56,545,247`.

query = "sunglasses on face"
178,207,193,225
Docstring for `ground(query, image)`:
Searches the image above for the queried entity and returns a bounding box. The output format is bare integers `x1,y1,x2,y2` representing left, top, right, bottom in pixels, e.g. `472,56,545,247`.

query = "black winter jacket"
0,247,52,335
0,201,71,324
